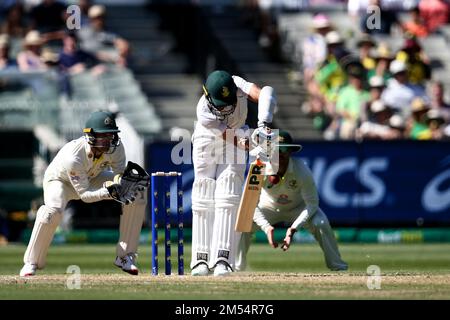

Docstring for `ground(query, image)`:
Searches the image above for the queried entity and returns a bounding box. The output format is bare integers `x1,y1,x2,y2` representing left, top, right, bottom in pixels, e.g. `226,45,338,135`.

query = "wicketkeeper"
20,110,150,277
235,130,348,272
191,70,277,276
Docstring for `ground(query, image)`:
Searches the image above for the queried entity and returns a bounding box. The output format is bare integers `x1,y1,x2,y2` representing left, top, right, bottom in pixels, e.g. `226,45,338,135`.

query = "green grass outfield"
1,243,450,299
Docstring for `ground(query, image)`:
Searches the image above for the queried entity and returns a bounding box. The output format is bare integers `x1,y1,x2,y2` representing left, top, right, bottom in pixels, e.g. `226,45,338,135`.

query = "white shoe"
114,254,139,275
191,263,209,276
20,263,37,277
213,261,232,277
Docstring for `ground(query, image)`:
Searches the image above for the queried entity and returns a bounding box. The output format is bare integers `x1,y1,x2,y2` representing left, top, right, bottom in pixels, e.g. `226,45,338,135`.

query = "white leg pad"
116,191,146,258
210,173,243,269
190,177,216,268
23,205,62,269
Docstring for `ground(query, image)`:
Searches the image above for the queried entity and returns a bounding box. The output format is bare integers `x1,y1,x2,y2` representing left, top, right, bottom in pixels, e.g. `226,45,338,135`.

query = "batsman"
235,130,348,272
20,110,150,277
191,70,277,276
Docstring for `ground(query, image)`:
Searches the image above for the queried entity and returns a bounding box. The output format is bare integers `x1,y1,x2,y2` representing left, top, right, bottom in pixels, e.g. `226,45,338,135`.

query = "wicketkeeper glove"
104,162,150,205
104,182,138,205
120,161,151,193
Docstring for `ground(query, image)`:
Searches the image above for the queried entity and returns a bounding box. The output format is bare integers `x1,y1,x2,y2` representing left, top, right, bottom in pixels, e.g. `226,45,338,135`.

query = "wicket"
151,172,184,275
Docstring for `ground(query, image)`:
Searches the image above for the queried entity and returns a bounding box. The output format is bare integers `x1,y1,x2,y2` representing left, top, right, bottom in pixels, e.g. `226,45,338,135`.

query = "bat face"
248,163,262,189
235,160,264,232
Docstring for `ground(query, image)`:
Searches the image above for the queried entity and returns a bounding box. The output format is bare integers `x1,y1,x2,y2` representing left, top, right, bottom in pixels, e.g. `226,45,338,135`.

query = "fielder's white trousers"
235,206,348,271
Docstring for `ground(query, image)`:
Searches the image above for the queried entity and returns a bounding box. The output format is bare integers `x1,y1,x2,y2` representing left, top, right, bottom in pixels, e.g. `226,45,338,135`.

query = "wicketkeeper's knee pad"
190,178,216,268
117,191,147,258
24,205,62,269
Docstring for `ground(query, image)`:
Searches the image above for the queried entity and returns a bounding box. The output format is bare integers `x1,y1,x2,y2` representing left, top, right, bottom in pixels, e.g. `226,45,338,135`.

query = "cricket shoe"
191,263,209,276
213,261,233,277
331,265,348,271
114,253,139,275
20,263,37,277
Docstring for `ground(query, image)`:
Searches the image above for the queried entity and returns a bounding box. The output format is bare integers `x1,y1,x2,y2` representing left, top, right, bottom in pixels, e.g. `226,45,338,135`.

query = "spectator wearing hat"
358,100,399,140
381,60,426,118
402,7,429,38
424,108,447,140
419,0,450,34
368,76,385,101
17,30,47,72
356,33,376,70
408,97,432,139
363,75,386,122
388,114,407,138
335,62,370,139
30,0,67,33
367,43,393,82
77,5,130,67
303,14,333,118
396,36,431,86
303,14,332,84
0,34,17,71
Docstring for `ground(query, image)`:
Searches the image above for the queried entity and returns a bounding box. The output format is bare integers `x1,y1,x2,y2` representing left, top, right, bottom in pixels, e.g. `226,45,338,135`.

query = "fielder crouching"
20,111,149,277
235,130,348,272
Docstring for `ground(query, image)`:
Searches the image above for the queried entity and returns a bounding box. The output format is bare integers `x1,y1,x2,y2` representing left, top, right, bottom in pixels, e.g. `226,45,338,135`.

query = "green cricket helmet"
83,110,120,154
202,70,237,119
276,130,302,153
84,110,120,133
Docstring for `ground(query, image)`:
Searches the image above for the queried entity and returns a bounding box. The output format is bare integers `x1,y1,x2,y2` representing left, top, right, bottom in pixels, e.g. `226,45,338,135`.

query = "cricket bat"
235,158,265,232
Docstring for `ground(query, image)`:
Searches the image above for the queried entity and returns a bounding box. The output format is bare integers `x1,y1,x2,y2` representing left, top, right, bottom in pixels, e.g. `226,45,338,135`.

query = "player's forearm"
253,209,272,234
78,188,111,203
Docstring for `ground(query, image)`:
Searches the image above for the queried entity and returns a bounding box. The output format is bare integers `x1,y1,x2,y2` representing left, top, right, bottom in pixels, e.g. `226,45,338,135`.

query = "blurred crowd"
300,0,450,140
0,0,130,97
